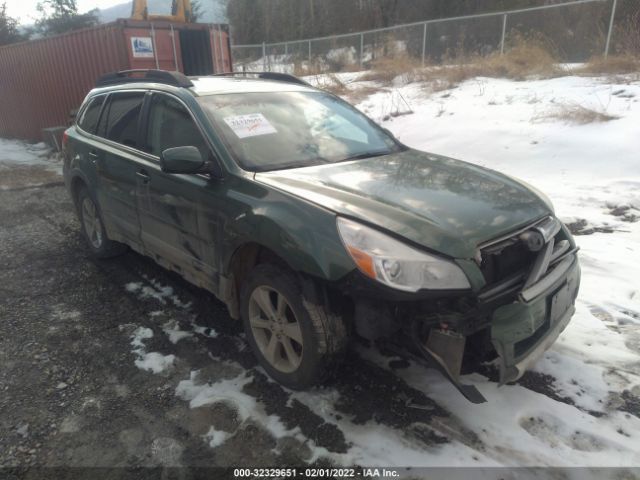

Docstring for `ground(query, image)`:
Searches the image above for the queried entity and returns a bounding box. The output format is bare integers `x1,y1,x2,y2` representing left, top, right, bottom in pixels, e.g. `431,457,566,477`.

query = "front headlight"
336,217,471,292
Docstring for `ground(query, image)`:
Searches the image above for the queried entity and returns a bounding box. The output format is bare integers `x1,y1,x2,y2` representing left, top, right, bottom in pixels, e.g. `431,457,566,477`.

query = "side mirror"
159,146,204,174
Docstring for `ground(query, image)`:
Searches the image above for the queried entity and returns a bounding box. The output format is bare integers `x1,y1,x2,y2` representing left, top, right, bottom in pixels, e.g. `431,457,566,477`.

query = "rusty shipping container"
0,19,232,141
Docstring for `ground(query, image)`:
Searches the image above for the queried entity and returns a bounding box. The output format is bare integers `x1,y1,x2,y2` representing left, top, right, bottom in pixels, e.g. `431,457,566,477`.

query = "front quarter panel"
216,176,355,282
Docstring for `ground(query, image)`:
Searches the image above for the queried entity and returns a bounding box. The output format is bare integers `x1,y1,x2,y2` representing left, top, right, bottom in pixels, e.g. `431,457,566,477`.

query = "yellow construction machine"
131,0,194,23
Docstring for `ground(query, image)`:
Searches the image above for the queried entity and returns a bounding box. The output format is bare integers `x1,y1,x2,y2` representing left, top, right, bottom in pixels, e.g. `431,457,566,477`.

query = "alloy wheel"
81,196,103,249
248,285,303,373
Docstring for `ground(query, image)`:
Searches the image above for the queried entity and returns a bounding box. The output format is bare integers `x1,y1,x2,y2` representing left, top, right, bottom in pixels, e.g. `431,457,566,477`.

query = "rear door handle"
136,169,150,184
88,150,98,163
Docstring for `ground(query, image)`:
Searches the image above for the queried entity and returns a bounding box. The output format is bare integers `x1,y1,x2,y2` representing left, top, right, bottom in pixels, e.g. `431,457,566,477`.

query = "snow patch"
135,352,176,374
530,350,610,413
175,370,298,448
193,325,219,338
288,386,495,466
0,138,53,166
130,326,175,374
124,277,192,309
130,326,153,348
203,426,232,448
360,346,640,467
162,320,193,344
176,370,256,419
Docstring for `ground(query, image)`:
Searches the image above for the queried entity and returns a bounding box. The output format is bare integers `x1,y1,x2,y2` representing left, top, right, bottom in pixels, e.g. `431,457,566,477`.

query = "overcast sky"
6,0,126,23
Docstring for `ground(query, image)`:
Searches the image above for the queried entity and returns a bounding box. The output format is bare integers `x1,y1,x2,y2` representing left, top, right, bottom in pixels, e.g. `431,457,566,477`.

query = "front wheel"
240,264,347,389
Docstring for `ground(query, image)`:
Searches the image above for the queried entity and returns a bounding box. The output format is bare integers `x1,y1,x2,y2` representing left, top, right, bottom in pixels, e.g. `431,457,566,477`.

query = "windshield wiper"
254,157,331,172
339,150,392,163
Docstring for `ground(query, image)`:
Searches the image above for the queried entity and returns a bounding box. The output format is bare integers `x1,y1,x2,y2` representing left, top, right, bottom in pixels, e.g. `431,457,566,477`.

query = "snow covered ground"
0,138,54,167
2,71,638,469
318,72,640,466
0,138,61,190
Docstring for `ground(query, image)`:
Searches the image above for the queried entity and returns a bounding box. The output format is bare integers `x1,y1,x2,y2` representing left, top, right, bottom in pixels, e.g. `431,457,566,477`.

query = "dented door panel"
137,164,216,290
94,143,144,250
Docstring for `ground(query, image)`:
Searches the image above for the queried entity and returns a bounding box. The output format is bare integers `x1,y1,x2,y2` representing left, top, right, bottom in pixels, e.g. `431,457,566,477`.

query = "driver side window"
145,94,210,161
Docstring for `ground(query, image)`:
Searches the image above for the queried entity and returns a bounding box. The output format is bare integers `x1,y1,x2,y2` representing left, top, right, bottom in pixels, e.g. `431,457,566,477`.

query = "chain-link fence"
231,0,627,73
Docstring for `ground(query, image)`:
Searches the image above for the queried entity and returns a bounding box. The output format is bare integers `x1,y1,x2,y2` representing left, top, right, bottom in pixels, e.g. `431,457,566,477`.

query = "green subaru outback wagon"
63,70,580,403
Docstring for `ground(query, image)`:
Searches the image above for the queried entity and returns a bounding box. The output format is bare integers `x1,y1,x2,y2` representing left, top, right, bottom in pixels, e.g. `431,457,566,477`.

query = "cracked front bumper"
491,255,580,384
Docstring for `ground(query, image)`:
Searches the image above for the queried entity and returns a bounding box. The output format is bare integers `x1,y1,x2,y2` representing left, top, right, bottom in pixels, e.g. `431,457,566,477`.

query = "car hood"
254,149,552,259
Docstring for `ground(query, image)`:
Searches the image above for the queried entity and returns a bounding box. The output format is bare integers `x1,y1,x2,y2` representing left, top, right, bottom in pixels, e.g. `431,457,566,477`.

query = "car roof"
188,76,316,96
89,76,317,99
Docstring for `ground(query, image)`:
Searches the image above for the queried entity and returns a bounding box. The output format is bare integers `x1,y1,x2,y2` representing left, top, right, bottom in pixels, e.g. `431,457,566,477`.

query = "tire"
76,186,126,259
240,263,347,389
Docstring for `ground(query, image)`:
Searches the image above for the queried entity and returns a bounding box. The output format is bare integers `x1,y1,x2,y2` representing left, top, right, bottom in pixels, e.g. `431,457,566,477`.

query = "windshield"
197,91,401,172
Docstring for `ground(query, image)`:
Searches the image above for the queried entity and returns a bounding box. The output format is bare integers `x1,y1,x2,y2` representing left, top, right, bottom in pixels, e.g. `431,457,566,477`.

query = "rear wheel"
76,187,126,258
240,264,347,389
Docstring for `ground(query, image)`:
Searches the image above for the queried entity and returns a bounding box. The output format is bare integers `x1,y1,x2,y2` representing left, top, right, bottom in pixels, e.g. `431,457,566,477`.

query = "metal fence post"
360,33,364,68
308,39,312,65
262,42,266,71
285,42,288,56
421,22,428,66
500,14,508,55
150,23,160,70
604,0,618,58
170,24,179,70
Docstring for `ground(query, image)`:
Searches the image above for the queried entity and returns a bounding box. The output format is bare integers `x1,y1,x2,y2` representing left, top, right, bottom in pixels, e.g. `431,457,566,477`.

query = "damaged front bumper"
491,254,580,385
409,252,580,404
335,217,581,404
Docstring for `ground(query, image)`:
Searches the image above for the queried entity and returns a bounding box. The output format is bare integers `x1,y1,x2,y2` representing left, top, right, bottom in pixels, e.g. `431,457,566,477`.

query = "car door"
136,92,217,290
93,91,146,251
72,93,108,193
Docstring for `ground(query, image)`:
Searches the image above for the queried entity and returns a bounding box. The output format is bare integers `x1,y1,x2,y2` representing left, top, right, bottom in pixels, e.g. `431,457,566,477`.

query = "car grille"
479,240,537,286
478,217,568,288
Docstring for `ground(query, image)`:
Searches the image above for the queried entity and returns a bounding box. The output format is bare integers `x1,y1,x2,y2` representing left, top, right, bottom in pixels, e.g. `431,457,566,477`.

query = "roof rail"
96,70,194,88
210,71,310,86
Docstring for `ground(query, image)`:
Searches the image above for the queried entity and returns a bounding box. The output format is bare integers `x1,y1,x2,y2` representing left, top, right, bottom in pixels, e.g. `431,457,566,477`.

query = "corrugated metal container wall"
0,24,129,140
211,27,231,74
123,25,184,71
0,21,232,141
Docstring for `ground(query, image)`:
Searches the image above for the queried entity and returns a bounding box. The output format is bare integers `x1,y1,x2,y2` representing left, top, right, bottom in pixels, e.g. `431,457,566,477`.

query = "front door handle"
136,169,150,184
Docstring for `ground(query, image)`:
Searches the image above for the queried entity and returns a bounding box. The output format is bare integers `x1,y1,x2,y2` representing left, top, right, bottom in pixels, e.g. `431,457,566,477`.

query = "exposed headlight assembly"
336,217,471,292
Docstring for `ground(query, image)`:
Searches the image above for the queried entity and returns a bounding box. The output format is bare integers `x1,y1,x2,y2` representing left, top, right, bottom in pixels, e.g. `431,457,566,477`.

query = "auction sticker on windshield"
224,113,277,138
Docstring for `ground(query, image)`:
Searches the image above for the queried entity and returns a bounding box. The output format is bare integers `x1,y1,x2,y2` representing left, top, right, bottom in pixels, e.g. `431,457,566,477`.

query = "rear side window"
99,92,145,148
77,95,105,134
145,94,210,160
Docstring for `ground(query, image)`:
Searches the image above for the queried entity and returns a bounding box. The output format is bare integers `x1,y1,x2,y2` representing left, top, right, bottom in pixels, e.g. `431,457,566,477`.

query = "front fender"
224,207,355,281
221,185,355,282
